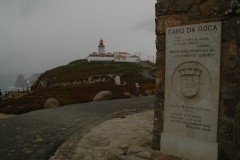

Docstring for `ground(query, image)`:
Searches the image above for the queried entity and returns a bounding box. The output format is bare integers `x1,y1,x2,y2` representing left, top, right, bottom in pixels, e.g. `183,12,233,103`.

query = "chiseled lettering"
187,27,195,33
198,25,218,32
168,28,184,35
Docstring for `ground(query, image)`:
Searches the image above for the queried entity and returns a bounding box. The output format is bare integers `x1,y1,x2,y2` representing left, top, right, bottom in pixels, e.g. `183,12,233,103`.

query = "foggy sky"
0,0,155,76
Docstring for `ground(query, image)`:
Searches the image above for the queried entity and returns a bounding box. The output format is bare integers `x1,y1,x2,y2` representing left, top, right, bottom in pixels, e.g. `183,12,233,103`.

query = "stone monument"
115,76,121,85
153,1,240,159
161,22,221,160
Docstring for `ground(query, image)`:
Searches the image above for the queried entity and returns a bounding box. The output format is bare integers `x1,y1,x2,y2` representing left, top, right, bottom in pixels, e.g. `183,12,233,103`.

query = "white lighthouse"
98,39,105,56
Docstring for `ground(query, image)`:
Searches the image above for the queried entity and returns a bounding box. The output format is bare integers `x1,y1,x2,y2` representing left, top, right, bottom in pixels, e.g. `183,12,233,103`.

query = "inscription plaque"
161,22,221,160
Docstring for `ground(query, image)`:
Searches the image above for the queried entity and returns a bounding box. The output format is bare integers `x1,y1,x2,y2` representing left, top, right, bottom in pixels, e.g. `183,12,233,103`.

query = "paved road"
0,96,154,160
139,62,155,79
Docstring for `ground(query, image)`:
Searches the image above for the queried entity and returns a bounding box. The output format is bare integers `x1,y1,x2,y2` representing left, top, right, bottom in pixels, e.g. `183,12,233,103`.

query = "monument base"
160,132,218,160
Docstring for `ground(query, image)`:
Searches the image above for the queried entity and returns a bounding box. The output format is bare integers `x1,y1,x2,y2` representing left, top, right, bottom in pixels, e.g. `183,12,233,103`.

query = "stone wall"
152,0,240,159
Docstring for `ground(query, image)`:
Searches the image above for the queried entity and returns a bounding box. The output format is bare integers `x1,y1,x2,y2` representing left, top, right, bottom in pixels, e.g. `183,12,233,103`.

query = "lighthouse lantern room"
98,39,105,56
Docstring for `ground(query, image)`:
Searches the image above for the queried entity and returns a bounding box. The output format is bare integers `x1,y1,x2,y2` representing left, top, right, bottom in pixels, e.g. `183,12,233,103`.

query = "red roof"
106,52,112,54
92,52,98,55
132,55,139,58
118,52,128,55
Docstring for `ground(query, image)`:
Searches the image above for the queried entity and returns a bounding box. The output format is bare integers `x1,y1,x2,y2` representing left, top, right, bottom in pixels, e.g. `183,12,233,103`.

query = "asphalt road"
139,61,155,79
0,95,155,160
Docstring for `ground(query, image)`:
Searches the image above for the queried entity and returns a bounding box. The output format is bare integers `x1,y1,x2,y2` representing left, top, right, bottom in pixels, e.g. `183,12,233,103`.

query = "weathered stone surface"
155,69,164,77
199,0,230,18
188,4,201,20
172,0,197,12
220,84,236,99
155,1,169,17
221,70,238,84
93,91,113,101
156,15,188,35
223,98,237,118
156,50,165,66
156,35,166,51
151,135,160,150
156,77,164,89
222,17,240,42
218,119,233,141
199,1,220,18
228,43,238,55
44,98,59,109
224,56,238,69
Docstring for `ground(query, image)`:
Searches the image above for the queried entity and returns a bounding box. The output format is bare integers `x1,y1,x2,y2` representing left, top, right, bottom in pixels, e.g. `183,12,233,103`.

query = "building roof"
117,52,128,55
131,55,139,58
92,52,98,55
106,52,112,55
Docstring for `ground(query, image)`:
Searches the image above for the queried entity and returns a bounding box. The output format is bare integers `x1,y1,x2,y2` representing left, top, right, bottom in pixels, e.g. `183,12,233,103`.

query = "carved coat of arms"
179,68,202,97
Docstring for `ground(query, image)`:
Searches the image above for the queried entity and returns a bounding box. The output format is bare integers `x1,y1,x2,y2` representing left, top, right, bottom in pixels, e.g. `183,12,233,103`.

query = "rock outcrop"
14,74,28,87
93,91,113,101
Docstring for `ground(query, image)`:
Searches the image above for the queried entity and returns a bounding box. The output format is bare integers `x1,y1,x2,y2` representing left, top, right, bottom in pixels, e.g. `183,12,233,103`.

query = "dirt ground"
0,113,16,119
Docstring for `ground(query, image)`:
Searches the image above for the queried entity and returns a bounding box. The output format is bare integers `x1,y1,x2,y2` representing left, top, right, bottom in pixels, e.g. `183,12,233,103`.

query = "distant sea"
0,73,31,93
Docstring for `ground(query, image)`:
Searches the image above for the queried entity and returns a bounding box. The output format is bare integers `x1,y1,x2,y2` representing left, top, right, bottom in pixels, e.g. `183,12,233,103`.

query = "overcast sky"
0,0,155,76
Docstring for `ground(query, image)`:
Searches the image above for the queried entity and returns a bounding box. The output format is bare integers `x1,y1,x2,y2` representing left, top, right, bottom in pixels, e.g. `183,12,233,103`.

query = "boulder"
93,91,113,101
123,92,132,98
145,90,153,96
44,98,59,109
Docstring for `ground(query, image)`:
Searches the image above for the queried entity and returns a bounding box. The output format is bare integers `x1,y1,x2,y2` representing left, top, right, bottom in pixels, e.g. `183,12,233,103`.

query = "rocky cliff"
27,73,42,85
14,73,42,87
14,74,28,87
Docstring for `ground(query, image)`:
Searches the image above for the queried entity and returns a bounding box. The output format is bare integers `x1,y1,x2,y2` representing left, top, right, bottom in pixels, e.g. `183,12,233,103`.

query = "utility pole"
153,55,154,64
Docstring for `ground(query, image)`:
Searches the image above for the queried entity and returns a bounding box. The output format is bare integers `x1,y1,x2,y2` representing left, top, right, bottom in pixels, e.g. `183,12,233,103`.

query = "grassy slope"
0,59,155,114
37,59,146,84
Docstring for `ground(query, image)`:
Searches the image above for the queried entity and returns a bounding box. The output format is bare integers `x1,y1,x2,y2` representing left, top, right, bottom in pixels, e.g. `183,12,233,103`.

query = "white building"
87,39,140,62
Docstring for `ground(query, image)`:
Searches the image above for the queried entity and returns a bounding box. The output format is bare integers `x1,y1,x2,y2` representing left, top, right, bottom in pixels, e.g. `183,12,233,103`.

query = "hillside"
35,59,150,87
0,59,155,114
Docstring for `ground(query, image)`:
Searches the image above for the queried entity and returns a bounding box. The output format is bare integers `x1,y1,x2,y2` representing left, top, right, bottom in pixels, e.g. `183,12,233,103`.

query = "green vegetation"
37,59,148,84
0,59,155,114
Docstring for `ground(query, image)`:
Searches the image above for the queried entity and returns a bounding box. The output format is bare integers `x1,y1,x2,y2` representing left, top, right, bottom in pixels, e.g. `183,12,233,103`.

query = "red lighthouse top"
99,39,104,45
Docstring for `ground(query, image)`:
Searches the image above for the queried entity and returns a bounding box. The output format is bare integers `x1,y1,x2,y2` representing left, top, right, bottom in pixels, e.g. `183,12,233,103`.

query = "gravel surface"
0,95,154,160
